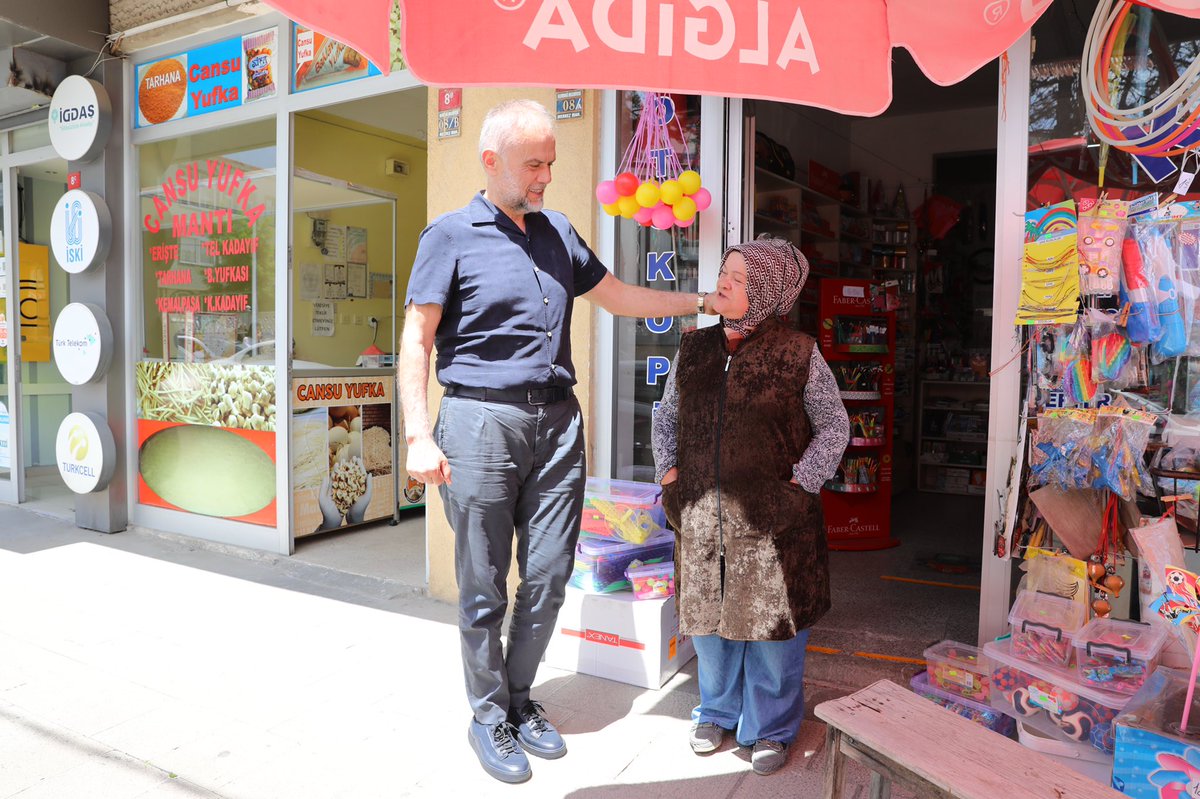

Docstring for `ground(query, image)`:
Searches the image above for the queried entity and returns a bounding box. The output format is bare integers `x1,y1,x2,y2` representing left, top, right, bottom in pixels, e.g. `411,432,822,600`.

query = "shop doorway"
741,53,999,686
0,152,71,517
286,88,429,587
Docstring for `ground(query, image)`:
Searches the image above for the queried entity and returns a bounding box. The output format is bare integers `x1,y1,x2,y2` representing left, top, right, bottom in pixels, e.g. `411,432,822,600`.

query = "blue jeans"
691,629,811,747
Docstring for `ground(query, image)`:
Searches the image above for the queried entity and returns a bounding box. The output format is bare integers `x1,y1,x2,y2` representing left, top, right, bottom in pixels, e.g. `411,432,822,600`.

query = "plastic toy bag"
1058,319,1097,405
1123,225,1163,345
1147,221,1187,363
1078,200,1128,297
1090,409,1156,500
1129,517,1198,670
1090,317,1132,385
1179,219,1200,356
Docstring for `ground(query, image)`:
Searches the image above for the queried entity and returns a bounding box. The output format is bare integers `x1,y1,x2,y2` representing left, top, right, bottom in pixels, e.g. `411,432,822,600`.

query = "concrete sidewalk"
0,506,901,798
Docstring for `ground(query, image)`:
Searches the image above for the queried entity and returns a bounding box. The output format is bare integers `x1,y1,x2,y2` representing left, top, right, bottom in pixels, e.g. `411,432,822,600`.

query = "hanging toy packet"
1122,223,1164,346
1078,199,1128,299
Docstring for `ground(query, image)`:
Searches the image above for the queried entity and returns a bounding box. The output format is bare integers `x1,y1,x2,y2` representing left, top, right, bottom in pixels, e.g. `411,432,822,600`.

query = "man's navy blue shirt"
405,192,609,391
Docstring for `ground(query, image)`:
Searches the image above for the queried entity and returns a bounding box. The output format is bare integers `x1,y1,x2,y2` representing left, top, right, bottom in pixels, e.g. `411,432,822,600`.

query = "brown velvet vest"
669,316,831,641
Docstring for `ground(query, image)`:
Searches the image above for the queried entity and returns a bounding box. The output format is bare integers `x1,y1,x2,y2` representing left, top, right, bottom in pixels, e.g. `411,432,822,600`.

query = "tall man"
400,99,712,784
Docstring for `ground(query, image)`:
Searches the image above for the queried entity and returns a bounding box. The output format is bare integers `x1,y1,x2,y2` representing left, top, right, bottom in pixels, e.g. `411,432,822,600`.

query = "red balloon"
614,172,640,197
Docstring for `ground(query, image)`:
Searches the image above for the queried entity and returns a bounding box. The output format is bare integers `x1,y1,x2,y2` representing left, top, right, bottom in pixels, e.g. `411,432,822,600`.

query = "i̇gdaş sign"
402,0,893,116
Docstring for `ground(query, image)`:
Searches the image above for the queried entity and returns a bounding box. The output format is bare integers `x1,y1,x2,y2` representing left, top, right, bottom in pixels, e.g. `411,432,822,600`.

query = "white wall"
849,106,998,204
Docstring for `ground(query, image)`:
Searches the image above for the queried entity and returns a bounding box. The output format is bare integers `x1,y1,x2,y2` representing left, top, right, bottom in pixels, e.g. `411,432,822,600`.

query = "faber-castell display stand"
819,279,899,551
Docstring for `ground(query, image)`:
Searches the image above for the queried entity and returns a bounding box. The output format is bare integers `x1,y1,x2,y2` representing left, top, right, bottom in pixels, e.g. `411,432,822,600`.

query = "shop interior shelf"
848,437,886,447
921,435,988,444
824,482,878,494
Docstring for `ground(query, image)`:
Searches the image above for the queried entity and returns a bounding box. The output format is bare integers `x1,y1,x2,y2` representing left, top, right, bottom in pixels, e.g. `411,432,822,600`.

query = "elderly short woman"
652,236,849,776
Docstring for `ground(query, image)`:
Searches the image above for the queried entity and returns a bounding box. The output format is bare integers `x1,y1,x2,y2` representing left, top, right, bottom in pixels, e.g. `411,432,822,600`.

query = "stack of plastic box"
570,477,675,597
545,477,693,689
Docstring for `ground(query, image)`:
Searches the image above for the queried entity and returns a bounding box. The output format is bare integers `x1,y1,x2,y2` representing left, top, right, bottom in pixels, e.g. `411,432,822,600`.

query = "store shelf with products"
917,380,989,496
819,279,898,550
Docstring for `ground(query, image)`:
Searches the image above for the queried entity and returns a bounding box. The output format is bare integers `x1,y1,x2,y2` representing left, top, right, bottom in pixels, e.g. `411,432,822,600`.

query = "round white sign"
52,303,113,385
55,411,116,494
50,190,111,274
48,75,112,163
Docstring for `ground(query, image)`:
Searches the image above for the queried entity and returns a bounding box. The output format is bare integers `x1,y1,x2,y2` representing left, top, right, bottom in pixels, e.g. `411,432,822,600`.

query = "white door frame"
978,33,1033,645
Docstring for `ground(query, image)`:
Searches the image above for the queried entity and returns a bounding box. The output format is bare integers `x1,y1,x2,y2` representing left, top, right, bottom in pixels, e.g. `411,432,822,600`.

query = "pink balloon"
595,181,619,206
651,205,676,230
676,215,696,229
633,206,655,225
691,187,712,212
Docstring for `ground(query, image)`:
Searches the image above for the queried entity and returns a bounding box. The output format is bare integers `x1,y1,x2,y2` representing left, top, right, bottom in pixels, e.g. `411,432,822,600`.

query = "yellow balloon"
635,181,661,208
660,180,683,206
618,195,640,218
678,170,702,195
673,196,697,222
602,201,621,216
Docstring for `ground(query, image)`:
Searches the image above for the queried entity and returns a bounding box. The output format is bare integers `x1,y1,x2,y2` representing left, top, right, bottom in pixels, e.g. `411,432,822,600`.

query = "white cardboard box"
543,587,695,689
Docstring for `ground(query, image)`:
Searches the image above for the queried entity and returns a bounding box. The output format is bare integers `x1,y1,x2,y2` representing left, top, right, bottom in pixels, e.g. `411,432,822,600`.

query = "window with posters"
611,92,701,482
135,120,278,526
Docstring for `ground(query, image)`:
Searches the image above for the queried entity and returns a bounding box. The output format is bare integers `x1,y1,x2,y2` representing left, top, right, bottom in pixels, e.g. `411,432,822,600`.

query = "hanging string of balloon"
595,92,712,230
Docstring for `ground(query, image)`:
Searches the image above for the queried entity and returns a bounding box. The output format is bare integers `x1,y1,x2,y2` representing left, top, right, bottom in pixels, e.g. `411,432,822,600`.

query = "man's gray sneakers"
688,722,726,754
468,719,531,783
509,700,566,759
751,739,788,775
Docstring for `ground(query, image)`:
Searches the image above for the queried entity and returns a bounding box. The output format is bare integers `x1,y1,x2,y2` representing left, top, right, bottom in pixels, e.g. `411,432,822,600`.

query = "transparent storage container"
1072,618,1168,696
985,638,1127,754
569,528,674,594
923,640,989,702
909,671,1014,736
1008,590,1087,667
581,477,666,542
626,561,675,600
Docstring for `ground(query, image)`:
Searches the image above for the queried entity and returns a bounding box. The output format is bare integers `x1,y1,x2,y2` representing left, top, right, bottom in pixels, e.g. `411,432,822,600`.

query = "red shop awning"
261,0,1200,117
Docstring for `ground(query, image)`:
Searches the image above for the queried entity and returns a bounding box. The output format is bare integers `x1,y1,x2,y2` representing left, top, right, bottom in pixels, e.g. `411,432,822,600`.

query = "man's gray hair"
478,100,556,160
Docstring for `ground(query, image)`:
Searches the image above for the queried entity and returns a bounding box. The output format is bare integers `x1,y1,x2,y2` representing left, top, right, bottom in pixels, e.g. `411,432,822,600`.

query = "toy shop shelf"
920,458,986,468
800,226,838,241
920,486,987,496
839,390,882,401
754,212,799,229
823,482,878,494
922,380,990,387
848,437,886,448
832,344,889,354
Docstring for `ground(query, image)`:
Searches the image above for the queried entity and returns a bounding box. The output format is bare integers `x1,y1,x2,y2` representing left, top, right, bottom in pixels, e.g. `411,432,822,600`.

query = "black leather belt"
445,385,573,406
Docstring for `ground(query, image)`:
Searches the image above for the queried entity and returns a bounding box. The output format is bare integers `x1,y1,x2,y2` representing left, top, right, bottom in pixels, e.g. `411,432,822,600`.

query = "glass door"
0,160,13,503
606,94,741,481
13,157,70,508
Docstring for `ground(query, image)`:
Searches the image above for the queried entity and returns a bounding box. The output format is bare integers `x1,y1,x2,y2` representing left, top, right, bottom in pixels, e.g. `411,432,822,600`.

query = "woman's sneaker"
751,739,788,775
689,722,726,754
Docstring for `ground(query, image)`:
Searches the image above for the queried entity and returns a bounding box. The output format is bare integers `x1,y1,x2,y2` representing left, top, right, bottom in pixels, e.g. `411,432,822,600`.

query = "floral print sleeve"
792,348,850,493
651,351,680,484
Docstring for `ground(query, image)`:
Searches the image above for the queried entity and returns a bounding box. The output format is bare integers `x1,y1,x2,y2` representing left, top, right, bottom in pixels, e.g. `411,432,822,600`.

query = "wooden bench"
814,679,1126,799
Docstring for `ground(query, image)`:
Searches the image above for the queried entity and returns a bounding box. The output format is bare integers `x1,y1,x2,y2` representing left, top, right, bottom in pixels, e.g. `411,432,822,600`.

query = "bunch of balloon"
595,92,711,230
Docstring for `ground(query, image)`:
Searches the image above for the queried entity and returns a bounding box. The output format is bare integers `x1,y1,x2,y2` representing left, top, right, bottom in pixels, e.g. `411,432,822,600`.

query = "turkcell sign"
50,190,112,274
55,411,116,494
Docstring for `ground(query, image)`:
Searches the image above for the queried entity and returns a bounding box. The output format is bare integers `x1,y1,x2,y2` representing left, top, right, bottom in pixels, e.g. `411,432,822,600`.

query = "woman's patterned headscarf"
721,235,809,336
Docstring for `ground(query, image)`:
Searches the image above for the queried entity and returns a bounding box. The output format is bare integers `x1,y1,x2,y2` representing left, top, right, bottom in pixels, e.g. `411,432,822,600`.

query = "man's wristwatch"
696,292,707,314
